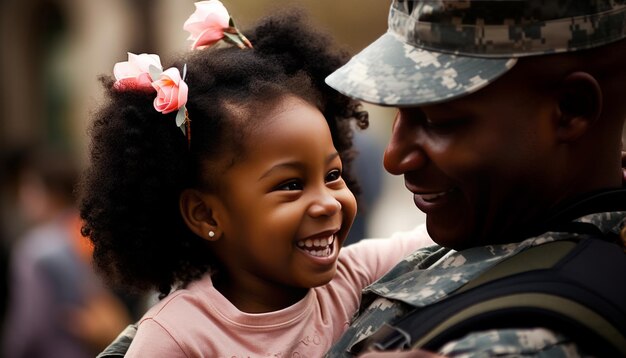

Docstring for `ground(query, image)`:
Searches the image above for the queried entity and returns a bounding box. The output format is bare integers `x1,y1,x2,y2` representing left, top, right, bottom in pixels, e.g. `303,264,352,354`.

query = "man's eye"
425,119,450,129
276,180,303,191
325,169,341,183
424,117,467,132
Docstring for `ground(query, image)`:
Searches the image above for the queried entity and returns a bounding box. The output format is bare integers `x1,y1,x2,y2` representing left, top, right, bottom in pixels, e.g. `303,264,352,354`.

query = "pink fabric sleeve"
125,319,187,357
334,224,433,301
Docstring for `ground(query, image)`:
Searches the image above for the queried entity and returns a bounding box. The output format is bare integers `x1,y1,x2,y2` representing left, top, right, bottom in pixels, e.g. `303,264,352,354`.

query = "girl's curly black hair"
79,9,368,297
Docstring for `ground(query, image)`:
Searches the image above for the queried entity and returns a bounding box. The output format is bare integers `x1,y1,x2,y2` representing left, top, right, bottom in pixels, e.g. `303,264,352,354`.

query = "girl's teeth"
309,248,331,257
296,235,336,256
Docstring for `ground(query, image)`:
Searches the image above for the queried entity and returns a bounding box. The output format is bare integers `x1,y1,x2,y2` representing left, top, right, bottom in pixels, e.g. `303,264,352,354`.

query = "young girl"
80,2,432,357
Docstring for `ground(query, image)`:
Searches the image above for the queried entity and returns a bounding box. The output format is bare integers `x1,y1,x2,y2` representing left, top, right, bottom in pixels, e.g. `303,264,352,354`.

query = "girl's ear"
556,71,602,142
179,189,223,241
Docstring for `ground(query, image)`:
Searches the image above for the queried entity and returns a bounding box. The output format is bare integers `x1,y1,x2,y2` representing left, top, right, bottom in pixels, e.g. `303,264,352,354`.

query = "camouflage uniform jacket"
326,209,626,357
96,324,137,358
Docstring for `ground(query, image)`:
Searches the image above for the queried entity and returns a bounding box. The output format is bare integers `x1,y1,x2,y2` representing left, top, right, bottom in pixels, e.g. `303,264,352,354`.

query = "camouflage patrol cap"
326,0,626,107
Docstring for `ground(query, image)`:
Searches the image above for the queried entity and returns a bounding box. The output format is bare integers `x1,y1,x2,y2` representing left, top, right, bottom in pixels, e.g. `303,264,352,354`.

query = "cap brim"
326,32,518,107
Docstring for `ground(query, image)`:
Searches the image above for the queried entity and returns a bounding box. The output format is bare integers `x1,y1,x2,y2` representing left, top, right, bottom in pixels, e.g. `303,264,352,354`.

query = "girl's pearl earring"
208,231,215,238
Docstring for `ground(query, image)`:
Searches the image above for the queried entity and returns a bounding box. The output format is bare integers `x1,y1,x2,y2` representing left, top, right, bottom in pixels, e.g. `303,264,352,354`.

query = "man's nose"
383,112,427,175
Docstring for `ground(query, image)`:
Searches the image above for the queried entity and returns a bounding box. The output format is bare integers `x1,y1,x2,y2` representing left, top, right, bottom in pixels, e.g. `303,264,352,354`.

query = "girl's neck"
212,273,309,313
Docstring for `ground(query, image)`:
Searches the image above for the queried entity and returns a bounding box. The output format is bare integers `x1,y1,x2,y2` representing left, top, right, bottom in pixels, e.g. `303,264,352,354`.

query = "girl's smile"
296,232,338,261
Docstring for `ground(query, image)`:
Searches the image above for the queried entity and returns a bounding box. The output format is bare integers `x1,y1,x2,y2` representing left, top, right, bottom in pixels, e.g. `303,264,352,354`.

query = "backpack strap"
96,323,137,358
354,237,626,357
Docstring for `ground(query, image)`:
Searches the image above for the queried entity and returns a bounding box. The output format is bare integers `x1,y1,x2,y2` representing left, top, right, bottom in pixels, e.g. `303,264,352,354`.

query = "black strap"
354,238,626,356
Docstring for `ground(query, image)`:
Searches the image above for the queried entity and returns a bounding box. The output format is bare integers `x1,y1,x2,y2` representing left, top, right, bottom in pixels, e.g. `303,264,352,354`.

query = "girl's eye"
325,169,341,183
276,180,303,191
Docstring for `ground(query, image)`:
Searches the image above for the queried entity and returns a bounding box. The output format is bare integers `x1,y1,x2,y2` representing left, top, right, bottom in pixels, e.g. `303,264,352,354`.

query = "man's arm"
358,328,587,358
437,328,587,357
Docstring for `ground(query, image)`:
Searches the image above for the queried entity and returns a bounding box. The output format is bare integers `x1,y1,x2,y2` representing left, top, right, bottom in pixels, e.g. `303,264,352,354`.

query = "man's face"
383,68,565,249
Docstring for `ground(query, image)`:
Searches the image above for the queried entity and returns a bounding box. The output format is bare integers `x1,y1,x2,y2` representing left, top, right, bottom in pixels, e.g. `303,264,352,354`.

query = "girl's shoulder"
138,274,215,324
138,289,191,324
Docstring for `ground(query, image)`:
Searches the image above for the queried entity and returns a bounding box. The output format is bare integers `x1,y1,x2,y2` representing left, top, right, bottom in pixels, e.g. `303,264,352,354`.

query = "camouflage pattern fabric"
325,210,626,357
96,323,137,358
325,0,626,107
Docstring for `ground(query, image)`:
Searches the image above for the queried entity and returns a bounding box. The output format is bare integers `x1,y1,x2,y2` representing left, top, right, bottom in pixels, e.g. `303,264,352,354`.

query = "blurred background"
0,0,426,356
0,0,426,244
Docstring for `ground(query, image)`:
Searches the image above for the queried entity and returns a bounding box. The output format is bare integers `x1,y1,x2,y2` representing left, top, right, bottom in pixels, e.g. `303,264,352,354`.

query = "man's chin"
426,220,475,250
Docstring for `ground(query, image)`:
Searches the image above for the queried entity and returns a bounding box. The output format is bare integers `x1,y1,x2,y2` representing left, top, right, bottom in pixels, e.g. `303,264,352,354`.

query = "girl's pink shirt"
125,225,432,357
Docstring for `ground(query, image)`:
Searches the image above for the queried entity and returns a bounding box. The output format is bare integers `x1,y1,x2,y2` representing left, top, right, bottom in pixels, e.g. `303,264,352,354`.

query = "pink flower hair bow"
113,53,162,92
183,0,252,50
150,65,189,137
110,1,251,148
113,53,190,139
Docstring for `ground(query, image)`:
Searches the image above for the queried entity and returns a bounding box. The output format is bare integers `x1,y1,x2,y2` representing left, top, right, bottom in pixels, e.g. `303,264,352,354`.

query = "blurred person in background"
1,144,140,358
0,154,11,357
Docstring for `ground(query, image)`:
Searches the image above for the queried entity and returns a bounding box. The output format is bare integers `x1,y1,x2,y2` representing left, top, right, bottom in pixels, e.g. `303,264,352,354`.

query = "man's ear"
556,71,602,142
179,189,223,241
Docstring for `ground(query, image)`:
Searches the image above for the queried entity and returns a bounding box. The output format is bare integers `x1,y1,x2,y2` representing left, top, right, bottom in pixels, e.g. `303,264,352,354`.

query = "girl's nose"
383,111,427,175
308,190,342,218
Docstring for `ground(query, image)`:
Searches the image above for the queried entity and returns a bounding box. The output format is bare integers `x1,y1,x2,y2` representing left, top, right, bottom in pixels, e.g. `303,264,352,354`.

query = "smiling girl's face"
207,95,357,311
